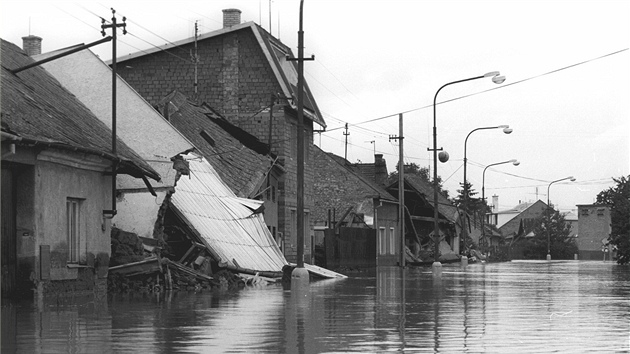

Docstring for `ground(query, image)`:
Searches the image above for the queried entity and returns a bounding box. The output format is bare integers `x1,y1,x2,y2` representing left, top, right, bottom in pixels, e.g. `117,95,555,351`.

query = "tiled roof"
312,146,396,223
158,91,274,198
0,39,158,180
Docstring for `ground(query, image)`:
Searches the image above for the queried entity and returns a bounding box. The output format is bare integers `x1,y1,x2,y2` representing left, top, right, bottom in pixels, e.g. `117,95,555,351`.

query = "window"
389,227,396,255
66,198,81,263
379,227,386,255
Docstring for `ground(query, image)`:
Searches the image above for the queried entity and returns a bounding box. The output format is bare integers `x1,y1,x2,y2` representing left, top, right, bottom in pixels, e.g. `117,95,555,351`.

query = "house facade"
1,39,158,299
312,150,399,267
114,9,326,263
577,204,612,260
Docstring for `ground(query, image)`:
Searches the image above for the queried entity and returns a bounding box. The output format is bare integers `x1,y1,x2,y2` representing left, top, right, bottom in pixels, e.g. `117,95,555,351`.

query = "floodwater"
2,261,629,353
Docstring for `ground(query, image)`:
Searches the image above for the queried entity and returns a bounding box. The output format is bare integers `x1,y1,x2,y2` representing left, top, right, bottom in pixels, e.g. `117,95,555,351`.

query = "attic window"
581,208,589,216
200,130,215,147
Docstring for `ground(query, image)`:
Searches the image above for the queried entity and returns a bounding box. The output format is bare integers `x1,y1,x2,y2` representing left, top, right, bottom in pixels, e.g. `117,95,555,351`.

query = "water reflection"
2,261,629,353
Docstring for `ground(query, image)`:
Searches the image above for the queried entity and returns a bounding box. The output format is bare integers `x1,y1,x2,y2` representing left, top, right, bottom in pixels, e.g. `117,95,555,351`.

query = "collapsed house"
162,153,287,277
33,39,344,286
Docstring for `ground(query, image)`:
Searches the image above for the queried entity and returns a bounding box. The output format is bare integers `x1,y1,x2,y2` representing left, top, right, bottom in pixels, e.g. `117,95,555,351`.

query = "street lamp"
546,176,576,261
481,159,519,251
462,125,512,255
431,71,505,276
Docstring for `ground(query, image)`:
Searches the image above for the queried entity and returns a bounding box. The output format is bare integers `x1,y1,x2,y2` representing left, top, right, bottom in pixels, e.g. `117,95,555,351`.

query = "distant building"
312,150,399,267
577,204,612,260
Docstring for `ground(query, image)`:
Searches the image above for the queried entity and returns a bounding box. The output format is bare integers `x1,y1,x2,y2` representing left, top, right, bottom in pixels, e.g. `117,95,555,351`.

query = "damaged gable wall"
36,49,196,238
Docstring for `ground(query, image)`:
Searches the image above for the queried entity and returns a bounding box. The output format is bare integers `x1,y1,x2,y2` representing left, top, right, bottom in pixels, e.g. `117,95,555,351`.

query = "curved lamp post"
431,71,505,276
462,125,512,254
481,159,520,250
546,176,576,260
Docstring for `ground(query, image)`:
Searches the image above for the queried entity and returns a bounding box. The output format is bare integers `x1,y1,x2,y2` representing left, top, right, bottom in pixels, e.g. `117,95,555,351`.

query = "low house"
494,200,548,259
312,149,399,267
156,91,283,250
1,39,159,298
387,175,461,262
495,200,548,241
577,204,612,260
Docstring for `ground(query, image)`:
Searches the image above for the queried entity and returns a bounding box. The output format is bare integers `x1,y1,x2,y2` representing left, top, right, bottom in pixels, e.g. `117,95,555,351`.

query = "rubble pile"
107,229,268,293
110,228,146,267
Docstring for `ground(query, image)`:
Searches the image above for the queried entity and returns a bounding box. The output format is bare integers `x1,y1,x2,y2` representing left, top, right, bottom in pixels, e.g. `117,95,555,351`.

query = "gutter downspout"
1,132,21,158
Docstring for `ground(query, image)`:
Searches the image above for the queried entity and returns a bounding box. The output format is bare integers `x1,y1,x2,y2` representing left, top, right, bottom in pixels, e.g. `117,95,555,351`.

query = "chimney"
492,195,499,212
374,154,388,186
22,35,42,56
222,9,242,28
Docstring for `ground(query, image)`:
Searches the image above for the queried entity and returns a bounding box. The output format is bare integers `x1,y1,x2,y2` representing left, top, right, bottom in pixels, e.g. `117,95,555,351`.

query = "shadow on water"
2,261,629,353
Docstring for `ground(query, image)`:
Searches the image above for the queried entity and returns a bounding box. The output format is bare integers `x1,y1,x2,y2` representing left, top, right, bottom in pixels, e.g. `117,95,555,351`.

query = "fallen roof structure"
168,153,288,274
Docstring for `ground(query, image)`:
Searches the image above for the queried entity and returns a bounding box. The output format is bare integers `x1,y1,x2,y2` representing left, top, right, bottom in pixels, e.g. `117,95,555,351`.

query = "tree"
452,180,489,217
521,209,578,259
387,162,449,199
596,176,630,264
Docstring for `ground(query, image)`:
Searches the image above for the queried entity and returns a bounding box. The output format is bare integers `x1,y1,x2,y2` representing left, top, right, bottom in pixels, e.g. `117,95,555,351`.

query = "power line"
321,48,629,132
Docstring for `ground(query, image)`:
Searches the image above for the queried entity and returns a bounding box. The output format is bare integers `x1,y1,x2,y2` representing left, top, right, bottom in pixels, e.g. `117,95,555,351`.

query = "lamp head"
484,71,506,84
438,151,450,163
569,177,576,182
503,127,513,134
492,75,506,84
510,159,520,166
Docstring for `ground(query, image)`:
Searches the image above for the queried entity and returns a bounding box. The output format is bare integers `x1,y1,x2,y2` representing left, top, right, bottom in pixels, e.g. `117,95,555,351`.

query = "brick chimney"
492,195,499,212
22,35,42,56
222,9,242,28
374,154,388,186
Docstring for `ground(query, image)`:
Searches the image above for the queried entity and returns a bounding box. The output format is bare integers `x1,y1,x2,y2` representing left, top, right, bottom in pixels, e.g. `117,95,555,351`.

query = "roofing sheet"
160,91,272,198
171,153,287,273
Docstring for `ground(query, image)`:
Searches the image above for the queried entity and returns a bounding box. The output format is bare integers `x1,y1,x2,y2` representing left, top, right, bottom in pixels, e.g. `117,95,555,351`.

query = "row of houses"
1,8,612,299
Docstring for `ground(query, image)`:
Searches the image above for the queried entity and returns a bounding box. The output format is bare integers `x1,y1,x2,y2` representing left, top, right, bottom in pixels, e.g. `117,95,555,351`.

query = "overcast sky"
2,0,628,212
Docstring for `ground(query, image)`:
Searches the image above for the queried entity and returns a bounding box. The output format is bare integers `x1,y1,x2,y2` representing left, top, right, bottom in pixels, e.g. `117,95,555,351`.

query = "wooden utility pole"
101,8,126,216
286,0,314,270
389,114,405,267
344,123,350,161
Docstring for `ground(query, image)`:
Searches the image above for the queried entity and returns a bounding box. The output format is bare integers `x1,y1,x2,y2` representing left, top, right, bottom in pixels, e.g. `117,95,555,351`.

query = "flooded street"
2,260,629,353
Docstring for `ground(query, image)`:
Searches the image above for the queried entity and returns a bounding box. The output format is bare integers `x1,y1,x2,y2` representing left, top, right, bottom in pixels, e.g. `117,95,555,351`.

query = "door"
1,167,17,297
